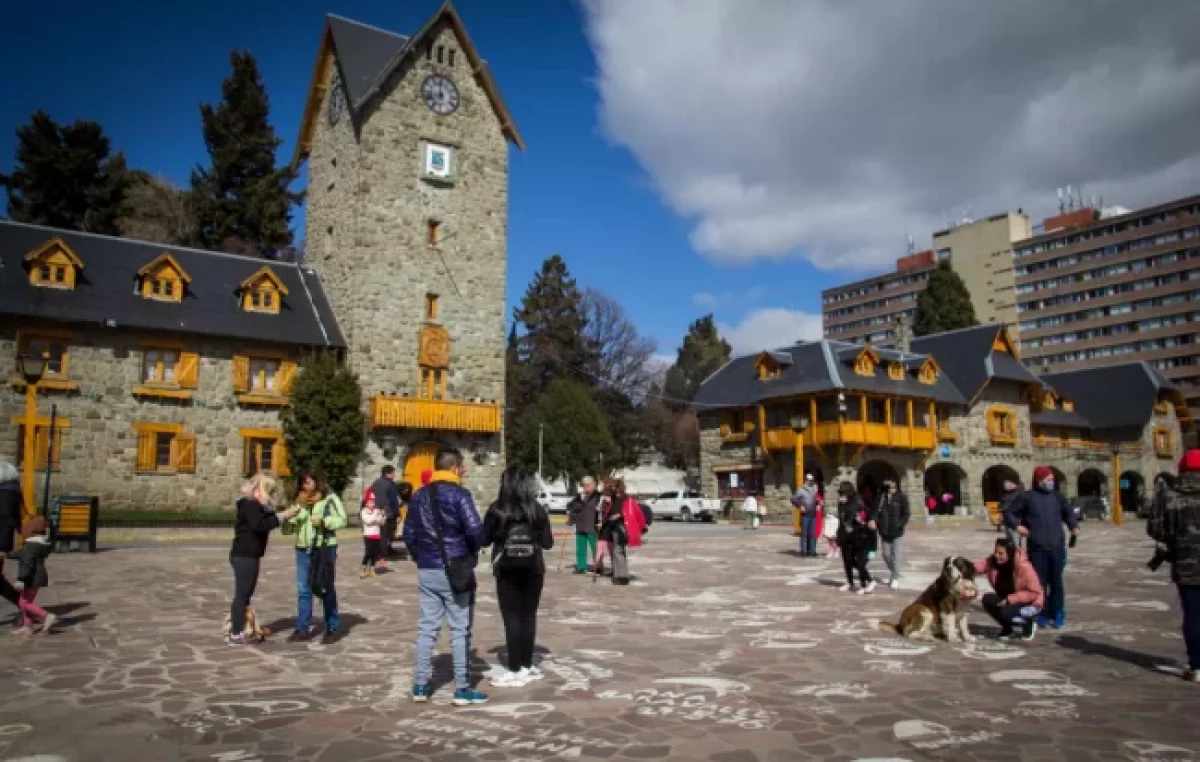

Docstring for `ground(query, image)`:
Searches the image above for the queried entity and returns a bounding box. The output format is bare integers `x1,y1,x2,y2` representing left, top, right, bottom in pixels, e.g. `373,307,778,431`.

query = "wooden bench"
52,496,99,553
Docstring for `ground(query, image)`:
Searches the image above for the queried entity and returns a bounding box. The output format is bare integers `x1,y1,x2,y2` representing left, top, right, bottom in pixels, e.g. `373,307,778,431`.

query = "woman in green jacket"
281,470,348,643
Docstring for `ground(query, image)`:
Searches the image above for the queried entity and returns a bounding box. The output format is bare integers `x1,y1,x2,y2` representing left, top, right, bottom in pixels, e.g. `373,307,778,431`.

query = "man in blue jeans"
791,474,819,557
1004,465,1078,629
402,448,488,705
1147,449,1200,683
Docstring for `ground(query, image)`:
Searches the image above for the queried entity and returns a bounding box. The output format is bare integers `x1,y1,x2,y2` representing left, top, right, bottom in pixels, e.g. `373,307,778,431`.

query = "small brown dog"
879,556,979,643
221,607,272,642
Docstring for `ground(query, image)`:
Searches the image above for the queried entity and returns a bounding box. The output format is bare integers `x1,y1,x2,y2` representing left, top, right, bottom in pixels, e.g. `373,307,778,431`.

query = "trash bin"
49,494,99,553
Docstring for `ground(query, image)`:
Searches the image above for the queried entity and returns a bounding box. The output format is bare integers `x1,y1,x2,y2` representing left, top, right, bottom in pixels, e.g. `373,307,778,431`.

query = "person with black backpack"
482,466,554,688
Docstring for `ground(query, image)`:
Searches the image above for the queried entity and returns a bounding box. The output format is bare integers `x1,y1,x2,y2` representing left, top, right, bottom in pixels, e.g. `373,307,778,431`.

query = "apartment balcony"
762,422,936,452
369,395,501,434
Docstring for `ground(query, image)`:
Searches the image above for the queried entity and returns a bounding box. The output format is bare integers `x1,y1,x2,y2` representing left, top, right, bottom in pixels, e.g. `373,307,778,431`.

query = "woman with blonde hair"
596,478,647,585
228,472,300,645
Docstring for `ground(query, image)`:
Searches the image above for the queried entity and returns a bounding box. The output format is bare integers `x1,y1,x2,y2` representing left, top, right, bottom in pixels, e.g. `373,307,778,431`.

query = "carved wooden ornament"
419,325,451,369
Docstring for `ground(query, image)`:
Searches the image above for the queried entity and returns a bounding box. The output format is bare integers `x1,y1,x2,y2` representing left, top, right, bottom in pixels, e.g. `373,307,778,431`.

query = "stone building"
0,2,520,510
694,323,1191,521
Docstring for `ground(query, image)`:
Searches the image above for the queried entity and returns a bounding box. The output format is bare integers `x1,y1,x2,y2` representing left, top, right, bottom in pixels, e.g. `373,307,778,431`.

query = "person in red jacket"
975,538,1045,641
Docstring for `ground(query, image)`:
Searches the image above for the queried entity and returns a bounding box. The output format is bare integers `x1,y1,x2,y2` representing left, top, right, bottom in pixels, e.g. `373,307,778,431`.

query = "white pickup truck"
650,490,720,522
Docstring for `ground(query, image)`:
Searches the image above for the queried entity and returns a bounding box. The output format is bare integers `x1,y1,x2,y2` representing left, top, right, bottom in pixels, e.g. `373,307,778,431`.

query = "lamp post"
790,412,811,537
17,352,47,521
1111,447,1123,527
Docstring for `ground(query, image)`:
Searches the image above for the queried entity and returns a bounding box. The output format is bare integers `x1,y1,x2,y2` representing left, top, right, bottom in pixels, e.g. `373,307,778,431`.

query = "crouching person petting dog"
228,472,300,645
975,538,1044,641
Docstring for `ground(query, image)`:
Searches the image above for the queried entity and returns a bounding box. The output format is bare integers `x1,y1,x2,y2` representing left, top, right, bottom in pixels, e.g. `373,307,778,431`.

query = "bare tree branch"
582,287,657,399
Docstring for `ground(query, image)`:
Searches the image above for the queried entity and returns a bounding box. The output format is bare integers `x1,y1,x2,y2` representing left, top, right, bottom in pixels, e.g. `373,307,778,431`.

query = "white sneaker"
491,670,528,688
858,582,876,595
889,578,899,589
839,583,855,593
519,666,544,682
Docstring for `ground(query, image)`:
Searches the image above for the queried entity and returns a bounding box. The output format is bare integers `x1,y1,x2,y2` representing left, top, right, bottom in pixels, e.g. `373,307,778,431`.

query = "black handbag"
308,499,338,597
428,484,477,594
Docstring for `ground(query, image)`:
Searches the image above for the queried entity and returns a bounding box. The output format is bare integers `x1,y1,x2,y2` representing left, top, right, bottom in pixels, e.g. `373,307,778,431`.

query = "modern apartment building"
1014,193,1200,423
932,211,1032,327
821,250,934,343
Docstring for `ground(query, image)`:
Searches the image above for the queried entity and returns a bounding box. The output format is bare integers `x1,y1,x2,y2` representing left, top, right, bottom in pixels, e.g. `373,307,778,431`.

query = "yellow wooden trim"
14,328,72,381
140,339,188,351
239,427,284,440
132,422,183,434
239,266,290,296
141,270,184,302
136,252,192,283
236,393,290,407
241,287,282,314
10,378,78,392
24,237,84,268
992,327,1020,359
425,293,440,322
293,25,335,166
986,404,1018,445
132,385,193,400
887,362,904,380
370,396,502,434
9,416,72,427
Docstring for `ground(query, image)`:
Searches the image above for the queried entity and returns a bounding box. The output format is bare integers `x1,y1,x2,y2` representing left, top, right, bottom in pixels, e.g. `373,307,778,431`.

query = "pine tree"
510,380,617,485
511,255,595,399
914,262,979,336
0,110,131,234
663,315,731,411
190,51,301,256
280,352,365,494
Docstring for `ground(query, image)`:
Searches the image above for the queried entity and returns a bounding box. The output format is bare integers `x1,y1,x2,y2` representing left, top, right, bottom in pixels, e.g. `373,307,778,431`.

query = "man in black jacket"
876,478,910,589
566,477,601,574
371,466,403,564
1005,465,1078,630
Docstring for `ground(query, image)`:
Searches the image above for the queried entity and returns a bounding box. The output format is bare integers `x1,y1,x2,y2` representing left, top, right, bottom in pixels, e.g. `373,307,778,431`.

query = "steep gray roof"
911,324,1039,401
0,221,345,348
1042,363,1178,430
1030,408,1092,429
327,14,409,110
693,340,965,409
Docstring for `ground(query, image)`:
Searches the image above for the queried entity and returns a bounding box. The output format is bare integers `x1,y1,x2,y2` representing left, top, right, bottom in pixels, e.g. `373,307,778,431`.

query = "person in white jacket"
359,489,385,578
743,494,761,530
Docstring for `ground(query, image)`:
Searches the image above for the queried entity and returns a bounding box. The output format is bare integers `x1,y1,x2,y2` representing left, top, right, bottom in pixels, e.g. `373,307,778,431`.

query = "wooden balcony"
763,423,936,451
369,396,501,434
1032,435,1142,455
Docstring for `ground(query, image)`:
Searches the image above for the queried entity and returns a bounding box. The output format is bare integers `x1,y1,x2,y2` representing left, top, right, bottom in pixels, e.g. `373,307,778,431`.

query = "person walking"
12,516,56,635
228,472,298,645
566,477,601,574
742,493,761,530
836,481,875,594
877,478,910,588
1147,449,1200,682
359,489,385,578
974,538,1044,640
1004,465,1078,630
0,461,21,561
791,474,819,557
1000,478,1024,548
402,448,488,706
597,479,646,585
281,471,348,644
370,466,403,567
483,467,554,687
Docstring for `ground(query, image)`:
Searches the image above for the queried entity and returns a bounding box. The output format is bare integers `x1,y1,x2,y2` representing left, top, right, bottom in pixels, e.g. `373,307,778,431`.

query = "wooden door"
403,443,439,490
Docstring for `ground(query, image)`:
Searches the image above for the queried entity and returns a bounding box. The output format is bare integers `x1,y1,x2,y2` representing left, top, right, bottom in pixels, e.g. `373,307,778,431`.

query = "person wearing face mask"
836,481,875,594
975,538,1044,640
1000,478,1024,549
876,478,910,589
1004,465,1078,629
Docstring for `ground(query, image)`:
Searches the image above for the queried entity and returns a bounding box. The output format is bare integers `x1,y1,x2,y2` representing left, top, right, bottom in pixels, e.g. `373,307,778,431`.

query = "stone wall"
304,22,508,503
0,321,289,510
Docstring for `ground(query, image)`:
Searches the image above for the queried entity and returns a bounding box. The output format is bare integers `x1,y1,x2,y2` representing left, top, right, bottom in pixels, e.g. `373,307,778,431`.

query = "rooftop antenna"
1066,185,1074,212
1056,187,1064,214
905,221,915,255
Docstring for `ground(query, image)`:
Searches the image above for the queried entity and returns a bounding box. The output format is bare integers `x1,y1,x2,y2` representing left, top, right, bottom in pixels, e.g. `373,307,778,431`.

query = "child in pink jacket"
359,489,384,578
975,538,1044,641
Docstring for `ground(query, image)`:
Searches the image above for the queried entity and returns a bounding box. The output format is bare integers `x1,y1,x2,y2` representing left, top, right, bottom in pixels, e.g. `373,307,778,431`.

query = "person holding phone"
1004,466,1078,630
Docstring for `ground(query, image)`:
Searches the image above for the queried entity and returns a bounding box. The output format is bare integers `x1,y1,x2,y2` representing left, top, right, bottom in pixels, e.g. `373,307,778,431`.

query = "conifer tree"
190,51,301,256
511,380,617,485
663,314,731,411
0,110,130,233
511,254,596,403
280,352,365,494
914,262,979,336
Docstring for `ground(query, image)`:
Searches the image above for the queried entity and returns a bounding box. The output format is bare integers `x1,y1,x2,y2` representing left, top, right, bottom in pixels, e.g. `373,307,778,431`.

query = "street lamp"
17,352,47,521
1111,446,1124,527
789,413,811,433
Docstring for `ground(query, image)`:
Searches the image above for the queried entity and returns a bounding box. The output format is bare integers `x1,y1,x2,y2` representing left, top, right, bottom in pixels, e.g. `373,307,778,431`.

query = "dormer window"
853,347,879,377
25,237,84,290
137,253,190,303
1043,391,1057,410
238,266,289,315
917,358,938,385
887,362,904,381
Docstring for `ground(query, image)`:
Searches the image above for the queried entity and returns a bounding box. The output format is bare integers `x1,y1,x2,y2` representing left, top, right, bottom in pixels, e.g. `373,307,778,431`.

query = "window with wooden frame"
133,423,196,473
853,348,878,377
133,344,199,400
1154,427,1175,458
1042,391,1057,410
425,293,440,322
755,353,782,380
427,220,441,245
13,329,76,391
987,405,1018,445
887,362,904,381
24,237,84,290
1062,399,1075,412
239,428,290,476
13,416,70,470
419,367,447,399
720,410,750,441
136,253,191,303
232,352,297,405
917,358,938,385
238,266,289,315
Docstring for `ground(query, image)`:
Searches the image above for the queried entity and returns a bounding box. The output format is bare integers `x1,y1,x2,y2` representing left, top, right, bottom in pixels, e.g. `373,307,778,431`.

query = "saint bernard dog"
879,556,979,642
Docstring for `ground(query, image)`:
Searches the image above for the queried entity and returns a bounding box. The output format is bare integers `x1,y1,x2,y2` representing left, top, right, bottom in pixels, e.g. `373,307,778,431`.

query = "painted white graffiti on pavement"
987,669,1094,697
1124,741,1197,762
863,638,933,656
1012,700,1078,720
958,641,1025,660
793,683,873,700
597,688,772,730
893,719,1001,751
654,678,750,697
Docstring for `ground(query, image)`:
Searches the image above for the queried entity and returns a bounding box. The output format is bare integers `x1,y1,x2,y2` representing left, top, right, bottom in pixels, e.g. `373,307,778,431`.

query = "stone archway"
925,463,967,515
981,465,1020,527
1119,470,1145,516
1078,468,1106,498
1049,467,1066,493
856,459,902,507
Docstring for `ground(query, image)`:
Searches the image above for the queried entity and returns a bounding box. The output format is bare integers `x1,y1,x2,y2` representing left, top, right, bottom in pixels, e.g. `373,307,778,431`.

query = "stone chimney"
893,314,911,354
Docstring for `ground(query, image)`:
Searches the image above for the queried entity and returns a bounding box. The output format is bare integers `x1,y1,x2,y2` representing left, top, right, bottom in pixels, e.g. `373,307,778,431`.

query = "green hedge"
98,509,236,528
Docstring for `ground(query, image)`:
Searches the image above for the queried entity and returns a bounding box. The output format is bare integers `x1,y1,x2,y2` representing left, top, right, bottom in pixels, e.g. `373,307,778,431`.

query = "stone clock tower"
294,2,524,501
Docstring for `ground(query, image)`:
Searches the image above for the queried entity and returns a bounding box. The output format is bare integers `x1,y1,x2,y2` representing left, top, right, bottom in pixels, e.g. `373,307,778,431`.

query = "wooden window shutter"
242,437,254,477
277,360,298,395
232,355,250,393
176,351,199,389
272,438,291,476
136,429,157,471
172,432,196,473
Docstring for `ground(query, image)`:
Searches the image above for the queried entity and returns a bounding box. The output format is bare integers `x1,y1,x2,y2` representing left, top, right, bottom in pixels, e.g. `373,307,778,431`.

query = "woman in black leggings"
836,481,877,594
482,466,554,688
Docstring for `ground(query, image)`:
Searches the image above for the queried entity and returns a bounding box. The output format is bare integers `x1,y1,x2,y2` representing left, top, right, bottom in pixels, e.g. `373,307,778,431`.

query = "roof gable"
239,266,289,296
24,236,84,269
137,253,192,284
1042,362,1175,430
911,324,1038,402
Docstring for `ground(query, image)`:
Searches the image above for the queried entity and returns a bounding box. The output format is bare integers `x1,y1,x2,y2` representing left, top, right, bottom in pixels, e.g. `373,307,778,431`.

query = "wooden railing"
762,423,936,451
1032,435,1142,455
369,396,502,434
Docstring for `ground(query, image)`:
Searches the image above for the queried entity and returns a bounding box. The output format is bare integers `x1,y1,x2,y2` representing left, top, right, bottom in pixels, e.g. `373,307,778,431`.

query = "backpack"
496,520,538,572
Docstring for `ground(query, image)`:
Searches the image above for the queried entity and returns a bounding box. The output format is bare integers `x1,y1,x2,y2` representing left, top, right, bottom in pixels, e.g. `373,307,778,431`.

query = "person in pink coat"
975,538,1045,641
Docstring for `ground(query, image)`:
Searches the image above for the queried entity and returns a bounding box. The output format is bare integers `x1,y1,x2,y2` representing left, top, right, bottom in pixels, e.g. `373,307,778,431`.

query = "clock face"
422,74,459,115
327,78,346,126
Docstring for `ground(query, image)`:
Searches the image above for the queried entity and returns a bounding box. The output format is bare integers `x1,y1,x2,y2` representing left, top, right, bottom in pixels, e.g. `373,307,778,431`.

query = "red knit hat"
363,488,376,505
1179,449,1200,473
1032,466,1054,484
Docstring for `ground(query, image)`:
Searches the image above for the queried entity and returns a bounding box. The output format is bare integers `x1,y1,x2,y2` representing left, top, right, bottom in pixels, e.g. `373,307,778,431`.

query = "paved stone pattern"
0,524,1196,761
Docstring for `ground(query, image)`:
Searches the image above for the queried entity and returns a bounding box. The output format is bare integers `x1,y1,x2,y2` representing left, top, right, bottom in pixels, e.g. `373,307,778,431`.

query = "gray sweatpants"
881,536,904,581
414,568,473,691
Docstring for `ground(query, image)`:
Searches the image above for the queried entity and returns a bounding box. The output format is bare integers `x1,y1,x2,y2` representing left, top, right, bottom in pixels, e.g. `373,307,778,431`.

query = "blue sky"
0,0,838,360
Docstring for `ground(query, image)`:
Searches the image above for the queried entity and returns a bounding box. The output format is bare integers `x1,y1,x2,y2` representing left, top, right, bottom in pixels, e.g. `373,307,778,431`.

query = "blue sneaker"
1052,612,1065,629
452,688,489,706
412,684,431,703
1035,615,1051,628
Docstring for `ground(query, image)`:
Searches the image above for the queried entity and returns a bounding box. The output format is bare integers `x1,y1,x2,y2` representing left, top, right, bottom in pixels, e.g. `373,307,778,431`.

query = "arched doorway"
1119,471,1145,516
925,463,966,515
982,465,1020,527
1049,467,1066,493
1078,468,1106,498
403,442,440,490
857,460,902,508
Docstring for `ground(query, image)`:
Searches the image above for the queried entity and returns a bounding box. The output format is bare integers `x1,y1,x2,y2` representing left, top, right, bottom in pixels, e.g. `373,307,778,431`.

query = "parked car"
650,490,720,522
537,489,573,515
1071,496,1108,522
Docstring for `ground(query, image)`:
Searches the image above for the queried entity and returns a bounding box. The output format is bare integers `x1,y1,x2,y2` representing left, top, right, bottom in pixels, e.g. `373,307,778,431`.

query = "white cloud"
717,308,824,356
581,0,1200,272
692,286,766,308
